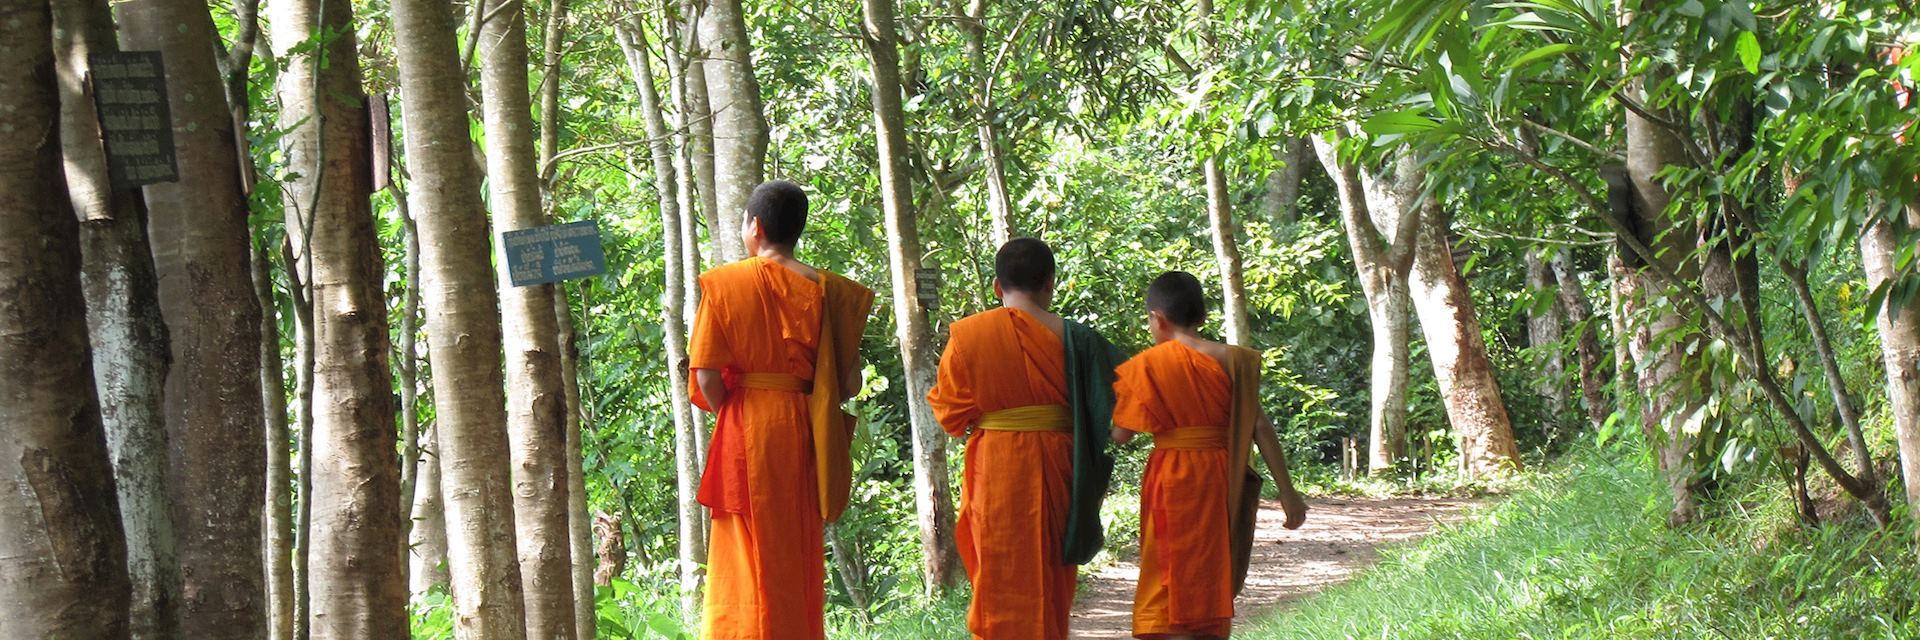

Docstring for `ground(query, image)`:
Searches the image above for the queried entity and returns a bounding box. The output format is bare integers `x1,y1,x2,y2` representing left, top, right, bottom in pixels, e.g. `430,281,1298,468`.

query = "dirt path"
1070,496,1478,638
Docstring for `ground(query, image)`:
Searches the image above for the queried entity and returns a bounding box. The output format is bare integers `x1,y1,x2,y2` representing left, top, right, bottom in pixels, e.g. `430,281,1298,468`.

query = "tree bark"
666,3,713,514
862,0,964,590
252,241,295,640
964,0,1014,246
394,187,425,563
1862,206,1920,528
0,8,131,634
1262,138,1309,225
52,0,182,635
287,251,315,640
1525,249,1569,438
1205,158,1253,346
699,0,764,262
555,291,595,640
270,0,410,634
615,18,707,618
1409,202,1521,478
474,0,578,636
392,0,530,634
679,0,722,263
1313,134,1421,474
115,0,269,634
1549,251,1610,432
407,422,452,596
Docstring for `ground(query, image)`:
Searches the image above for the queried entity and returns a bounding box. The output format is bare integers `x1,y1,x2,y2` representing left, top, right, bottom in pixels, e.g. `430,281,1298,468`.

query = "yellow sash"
977,404,1072,433
1153,426,1228,449
738,372,809,393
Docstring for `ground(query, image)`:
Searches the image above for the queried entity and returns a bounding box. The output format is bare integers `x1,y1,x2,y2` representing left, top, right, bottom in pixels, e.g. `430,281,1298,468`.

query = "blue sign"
503,220,607,287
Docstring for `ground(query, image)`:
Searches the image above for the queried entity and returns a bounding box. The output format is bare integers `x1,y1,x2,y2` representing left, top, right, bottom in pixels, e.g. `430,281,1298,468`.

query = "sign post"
503,220,609,287
88,51,178,188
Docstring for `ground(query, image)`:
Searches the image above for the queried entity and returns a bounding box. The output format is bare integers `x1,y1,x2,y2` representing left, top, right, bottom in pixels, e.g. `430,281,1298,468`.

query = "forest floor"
1068,495,1479,639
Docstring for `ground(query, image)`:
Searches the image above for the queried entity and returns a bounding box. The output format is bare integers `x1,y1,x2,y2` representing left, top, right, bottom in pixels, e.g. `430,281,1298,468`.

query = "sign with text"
504,221,607,287
88,51,178,187
914,267,943,309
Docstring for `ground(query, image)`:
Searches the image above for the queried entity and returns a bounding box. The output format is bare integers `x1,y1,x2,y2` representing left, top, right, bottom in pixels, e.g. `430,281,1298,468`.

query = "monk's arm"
840,355,863,403
1254,412,1308,529
1110,427,1136,444
695,368,728,408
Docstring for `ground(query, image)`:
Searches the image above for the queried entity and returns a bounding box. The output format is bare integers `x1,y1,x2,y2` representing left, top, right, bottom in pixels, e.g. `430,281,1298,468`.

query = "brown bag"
1222,346,1265,595
1230,466,1261,595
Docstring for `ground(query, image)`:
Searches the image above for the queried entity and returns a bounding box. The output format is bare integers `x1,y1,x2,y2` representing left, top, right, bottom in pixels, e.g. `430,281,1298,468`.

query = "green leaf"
1508,43,1576,69
1361,110,1442,135
1736,31,1761,74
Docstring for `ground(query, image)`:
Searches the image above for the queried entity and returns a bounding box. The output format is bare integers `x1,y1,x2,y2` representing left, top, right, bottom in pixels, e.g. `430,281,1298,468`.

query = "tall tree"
1313,137,1422,473
1862,205,1920,529
614,16,706,616
862,0,964,590
269,0,409,632
1194,0,1252,346
1525,249,1570,435
1549,251,1610,432
474,0,578,635
678,0,721,264
964,0,1015,246
698,0,764,262
115,0,269,634
252,242,296,640
407,422,452,596
1408,202,1521,477
392,0,529,635
51,0,181,635
0,5,130,634
1262,139,1311,225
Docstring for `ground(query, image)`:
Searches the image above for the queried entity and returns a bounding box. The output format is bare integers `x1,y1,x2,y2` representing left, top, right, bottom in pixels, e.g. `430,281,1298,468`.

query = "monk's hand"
1280,490,1308,530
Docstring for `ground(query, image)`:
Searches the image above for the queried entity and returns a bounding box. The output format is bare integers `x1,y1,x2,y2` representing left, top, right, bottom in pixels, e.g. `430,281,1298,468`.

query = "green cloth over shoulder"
1061,320,1124,565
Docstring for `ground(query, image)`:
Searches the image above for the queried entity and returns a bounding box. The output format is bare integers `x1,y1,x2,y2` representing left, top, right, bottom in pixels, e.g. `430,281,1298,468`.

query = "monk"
688,180,874,640
1111,271,1307,640
929,238,1121,639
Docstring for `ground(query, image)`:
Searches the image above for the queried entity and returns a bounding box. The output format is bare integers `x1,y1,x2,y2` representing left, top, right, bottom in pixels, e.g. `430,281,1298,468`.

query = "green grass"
1242,446,1920,639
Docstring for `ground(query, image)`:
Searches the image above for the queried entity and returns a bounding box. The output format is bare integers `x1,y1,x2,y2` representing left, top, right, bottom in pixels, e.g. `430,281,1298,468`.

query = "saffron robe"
1114,341,1236,639
688,257,872,640
928,307,1076,640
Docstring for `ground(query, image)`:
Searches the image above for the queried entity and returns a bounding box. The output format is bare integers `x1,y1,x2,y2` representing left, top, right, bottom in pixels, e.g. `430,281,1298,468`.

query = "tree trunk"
615,19,707,618
964,0,1014,246
407,421,451,596
252,242,296,640
1261,138,1309,225
1204,157,1253,346
52,0,182,635
699,0,764,262
679,0,721,262
1409,202,1521,478
270,0,410,634
1862,206,1920,528
666,5,713,516
0,9,131,634
555,292,595,640
1549,251,1610,432
392,0,530,635
1617,90,1705,523
474,0,577,636
591,513,626,586
394,188,425,563
862,0,964,591
287,252,315,640
1312,135,1420,474
115,0,269,634
1525,249,1569,438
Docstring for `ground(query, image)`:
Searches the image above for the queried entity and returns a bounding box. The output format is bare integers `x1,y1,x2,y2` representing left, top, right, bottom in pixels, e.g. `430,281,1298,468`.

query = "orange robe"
1113,341,1235,639
689,257,851,640
927,307,1077,639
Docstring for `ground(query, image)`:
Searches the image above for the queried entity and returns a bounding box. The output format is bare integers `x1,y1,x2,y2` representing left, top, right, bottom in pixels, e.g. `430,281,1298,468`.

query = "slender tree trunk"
393,0,530,635
1525,249,1569,437
1409,202,1521,477
699,0,763,261
394,188,425,560
253,242,296,640
474,0,578,636
666,6,714,511
1204,158,1253,346
287,251,315,640
863,0,964,590
1262,138,1310,225
1782,260,1874,484
555,292,595,640
964,0,1014,245
1549,251,1610,432
0,9,131,634
1862,206,1920,527
679,0,721,261
615,19,707,617
408,421,452,596
115,0,269,634
1312,135,1420,474
52,0,181,635
270,0,409,634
